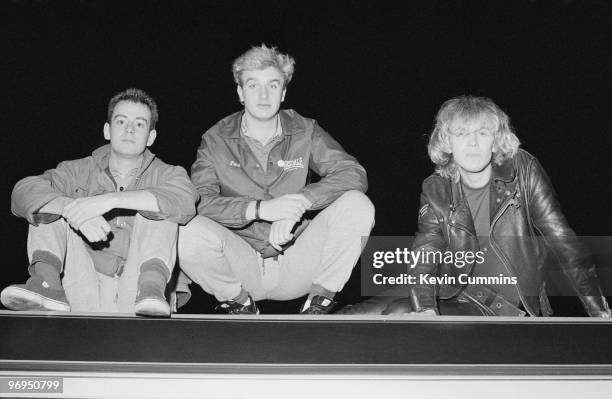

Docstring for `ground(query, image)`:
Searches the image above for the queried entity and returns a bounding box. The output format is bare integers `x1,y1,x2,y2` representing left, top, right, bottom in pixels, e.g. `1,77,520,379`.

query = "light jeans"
178,191,375,302
27,214,177,312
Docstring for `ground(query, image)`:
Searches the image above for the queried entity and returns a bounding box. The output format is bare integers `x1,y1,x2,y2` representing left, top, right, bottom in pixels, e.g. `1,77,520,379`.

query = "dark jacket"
410,149,608,316
190,109,368,255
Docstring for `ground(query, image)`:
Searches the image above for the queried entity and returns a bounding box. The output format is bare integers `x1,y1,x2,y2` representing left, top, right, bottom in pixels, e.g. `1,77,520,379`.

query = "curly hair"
232,44,295,87
427,95,520,181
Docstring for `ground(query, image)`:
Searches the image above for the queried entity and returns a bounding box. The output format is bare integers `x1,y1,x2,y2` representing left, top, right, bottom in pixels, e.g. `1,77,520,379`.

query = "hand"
268,219,296,251
62,194,116,229
259,194,312,222
78,216,112,243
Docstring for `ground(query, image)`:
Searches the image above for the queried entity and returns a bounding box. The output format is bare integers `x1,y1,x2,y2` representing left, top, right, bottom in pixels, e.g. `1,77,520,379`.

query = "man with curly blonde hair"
342,95,610,317
178,45,374,314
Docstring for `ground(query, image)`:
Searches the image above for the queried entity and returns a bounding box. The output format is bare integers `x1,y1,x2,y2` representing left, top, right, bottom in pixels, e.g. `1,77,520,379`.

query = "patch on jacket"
277,157,304,171
418,204,430,221
229,160,241,167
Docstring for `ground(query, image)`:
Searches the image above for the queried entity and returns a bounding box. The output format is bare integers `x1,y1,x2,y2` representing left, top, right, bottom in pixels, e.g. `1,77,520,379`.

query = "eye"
269,82,278,90
115,119,125,125
247,82,257,89
136,121,146,129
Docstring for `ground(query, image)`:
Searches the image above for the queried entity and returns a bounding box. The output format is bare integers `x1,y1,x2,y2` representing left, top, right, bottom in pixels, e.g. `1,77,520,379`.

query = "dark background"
2,0,611,315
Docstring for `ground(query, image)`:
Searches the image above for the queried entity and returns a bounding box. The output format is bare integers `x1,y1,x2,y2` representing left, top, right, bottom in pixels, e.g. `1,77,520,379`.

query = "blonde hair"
427,95,520,181
232,44,295,87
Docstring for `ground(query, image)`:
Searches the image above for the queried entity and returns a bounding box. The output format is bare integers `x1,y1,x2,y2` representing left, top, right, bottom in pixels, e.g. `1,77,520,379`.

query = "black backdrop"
3,0,611,314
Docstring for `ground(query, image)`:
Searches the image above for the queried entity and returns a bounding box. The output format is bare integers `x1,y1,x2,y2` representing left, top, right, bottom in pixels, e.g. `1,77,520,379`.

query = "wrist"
246,201,257,221
255,200,262,221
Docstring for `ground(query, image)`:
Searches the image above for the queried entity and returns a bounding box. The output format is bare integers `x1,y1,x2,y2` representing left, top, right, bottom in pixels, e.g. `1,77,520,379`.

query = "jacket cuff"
299,188,317,208
410,285,438,311
143,188,196,225
32,213,62,225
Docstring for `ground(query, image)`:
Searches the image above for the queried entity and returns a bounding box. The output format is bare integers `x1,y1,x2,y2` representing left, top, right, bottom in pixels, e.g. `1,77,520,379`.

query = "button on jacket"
190,109,368,255
410,149,608,316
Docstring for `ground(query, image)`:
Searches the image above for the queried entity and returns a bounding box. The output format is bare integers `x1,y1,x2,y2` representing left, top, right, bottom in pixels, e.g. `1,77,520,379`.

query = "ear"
103,123,111,141
236,85,244,103
281,88,287,102
146,130,157,147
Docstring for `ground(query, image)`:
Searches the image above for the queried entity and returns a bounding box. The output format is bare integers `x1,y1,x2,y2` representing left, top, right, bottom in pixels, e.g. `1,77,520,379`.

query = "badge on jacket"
277,157,304,171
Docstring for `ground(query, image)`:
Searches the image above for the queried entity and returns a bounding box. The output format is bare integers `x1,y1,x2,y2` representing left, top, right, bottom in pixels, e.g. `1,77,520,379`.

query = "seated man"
179,44,375,314
1,88,197,316
341,95,610,317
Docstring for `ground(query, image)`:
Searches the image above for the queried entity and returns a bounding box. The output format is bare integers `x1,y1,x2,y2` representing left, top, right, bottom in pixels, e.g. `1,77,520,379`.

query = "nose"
259,86,269,99
126,122,135,134
466,131,478,146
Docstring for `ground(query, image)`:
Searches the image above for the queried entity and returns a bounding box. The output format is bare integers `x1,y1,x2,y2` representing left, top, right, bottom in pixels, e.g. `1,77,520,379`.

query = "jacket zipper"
488,192,535,315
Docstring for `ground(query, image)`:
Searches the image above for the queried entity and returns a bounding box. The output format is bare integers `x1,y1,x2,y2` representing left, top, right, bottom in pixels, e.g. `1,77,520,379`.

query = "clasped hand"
62,194,115,242
260,194,312,251
258,194,312,222
268,219,297,251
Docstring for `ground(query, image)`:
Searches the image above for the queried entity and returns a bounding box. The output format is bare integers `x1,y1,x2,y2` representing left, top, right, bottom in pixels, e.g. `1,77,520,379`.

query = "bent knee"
178,215,224,250
335,190,375,226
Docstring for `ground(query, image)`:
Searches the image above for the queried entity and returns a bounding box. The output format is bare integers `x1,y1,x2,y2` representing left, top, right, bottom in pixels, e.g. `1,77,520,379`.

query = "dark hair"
107,88,158,130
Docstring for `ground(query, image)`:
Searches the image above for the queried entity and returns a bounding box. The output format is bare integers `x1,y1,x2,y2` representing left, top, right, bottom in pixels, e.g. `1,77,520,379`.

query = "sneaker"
300,295,337,314
215,295,259,314
134,284,170,317
0,275,70,312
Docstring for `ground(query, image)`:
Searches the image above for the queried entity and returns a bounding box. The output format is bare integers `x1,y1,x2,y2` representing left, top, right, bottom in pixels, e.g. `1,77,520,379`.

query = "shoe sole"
134,298,170,317
1,286,70,312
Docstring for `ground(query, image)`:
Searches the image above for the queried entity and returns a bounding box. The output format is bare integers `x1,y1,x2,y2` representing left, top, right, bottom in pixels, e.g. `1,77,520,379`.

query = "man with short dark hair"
2,88,198,316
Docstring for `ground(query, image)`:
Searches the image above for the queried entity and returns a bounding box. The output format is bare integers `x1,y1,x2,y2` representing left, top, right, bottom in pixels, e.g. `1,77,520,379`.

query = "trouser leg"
178,215,261,302
115,215,178,312
27,218,101,311
265,190,375,300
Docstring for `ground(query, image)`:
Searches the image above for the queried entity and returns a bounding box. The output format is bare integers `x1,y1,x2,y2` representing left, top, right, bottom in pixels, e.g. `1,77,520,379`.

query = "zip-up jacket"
190,109,368,255
12,144,198,226
410,149,608,316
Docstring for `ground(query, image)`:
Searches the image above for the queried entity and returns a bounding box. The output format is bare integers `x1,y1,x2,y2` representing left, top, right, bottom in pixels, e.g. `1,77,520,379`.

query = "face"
103,101,156,158
448,115,496,180
237,66,286,122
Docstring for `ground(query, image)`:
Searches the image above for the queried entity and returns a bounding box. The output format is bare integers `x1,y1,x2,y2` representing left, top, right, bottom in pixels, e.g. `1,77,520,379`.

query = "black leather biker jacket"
410,150,609,316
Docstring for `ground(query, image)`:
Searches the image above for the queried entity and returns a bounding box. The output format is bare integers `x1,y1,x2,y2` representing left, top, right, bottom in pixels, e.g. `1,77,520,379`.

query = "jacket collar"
491,156,516,183
91,144,156,172
218,109,306,139
450,155,517,211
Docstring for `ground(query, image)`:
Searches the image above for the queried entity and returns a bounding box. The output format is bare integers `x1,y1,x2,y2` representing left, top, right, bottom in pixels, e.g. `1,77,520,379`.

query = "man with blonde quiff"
178,45,375,314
